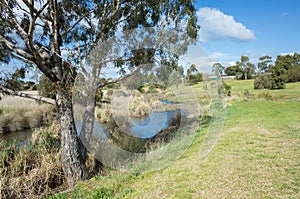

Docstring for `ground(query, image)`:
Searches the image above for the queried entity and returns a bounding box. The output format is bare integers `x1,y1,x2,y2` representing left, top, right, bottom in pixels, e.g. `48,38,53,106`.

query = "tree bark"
56,86,87,187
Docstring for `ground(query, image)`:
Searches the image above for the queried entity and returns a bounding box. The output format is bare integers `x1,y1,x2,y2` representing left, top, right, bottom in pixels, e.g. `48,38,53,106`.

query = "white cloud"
197,7,256,42
209,52,229,61
279,52,294,56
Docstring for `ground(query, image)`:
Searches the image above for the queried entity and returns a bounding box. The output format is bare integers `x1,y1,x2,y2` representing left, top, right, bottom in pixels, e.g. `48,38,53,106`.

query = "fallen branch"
0,86,56,105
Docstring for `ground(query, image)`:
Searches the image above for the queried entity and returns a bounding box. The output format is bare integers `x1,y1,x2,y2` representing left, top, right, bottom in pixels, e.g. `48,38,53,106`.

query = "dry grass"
0,123,65,199
0,96,56,134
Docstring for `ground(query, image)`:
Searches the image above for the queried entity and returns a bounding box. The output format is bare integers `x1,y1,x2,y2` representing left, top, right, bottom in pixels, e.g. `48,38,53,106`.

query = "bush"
92,187,114,199
287,66,300,82
217,81,231,96
187,72,203,85
268,74,286,89
224,81,232,96
268,65,286,89
243,89,250,99
254,74,271,89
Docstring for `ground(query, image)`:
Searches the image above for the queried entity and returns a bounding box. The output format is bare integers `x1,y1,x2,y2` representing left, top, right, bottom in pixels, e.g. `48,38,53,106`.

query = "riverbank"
48,80,300,198
0,96,56,134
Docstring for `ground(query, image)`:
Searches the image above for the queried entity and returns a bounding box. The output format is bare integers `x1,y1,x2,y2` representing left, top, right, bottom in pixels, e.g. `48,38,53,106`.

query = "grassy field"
49,80,300,198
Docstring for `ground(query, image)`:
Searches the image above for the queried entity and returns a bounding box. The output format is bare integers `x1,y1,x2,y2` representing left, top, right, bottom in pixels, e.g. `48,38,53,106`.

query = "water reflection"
0,129,33,147
130,110,179,138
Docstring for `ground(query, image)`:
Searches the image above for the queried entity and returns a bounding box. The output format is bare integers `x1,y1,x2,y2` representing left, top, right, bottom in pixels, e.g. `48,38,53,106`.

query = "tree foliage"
224,63,242,76
212,62,225,76
187,64,203,85
224,56,255,80
257,55,272,73
238,55,255,80
254,53,300,89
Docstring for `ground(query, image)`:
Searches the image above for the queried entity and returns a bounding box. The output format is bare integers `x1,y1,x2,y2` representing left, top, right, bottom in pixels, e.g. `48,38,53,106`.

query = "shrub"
268,65,286,89
268,74,286,89
254,74,271,89
187,72,203,85
92,187,114,199
287,66,300,82
217,81,231,97
243,89,250,99
224,81,232,96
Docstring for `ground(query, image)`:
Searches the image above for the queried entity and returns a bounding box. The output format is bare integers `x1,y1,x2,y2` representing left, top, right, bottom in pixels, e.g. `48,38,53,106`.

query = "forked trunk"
56,87,87,187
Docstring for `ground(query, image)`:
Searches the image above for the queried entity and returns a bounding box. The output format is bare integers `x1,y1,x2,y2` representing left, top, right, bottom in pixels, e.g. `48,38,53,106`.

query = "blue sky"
188,0,300,70
2,0,299,76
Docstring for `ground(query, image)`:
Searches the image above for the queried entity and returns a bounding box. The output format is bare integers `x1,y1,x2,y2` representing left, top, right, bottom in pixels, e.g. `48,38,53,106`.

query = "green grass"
48,80,300,198
227,79,300,101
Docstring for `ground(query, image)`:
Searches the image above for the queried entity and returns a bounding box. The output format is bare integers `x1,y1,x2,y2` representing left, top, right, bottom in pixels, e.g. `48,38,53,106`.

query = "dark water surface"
0,129,33,147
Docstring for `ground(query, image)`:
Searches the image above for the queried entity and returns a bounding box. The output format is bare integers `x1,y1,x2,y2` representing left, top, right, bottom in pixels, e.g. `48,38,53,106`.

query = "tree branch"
0,86,56,105
0,35,33,60
10,53,35,64
61,11,92,38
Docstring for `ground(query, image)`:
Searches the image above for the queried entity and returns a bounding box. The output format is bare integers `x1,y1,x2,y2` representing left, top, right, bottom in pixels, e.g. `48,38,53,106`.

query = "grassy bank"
0,96,55,134
47,80,300,198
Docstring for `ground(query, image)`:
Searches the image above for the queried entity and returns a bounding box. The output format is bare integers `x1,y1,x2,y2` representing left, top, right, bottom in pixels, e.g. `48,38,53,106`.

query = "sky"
186,0,300,72
2,0,299,76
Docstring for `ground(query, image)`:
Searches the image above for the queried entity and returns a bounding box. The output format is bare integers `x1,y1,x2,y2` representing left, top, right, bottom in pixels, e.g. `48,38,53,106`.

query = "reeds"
0,123,64,198
0,96,56,134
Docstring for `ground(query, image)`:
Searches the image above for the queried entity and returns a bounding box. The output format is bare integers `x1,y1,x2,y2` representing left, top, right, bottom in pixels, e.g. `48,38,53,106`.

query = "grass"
0,122,64,198
47,80,300,198
0,96,55,133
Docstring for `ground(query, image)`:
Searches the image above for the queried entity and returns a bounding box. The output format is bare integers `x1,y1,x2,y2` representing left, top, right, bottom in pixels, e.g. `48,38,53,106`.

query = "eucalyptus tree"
258,55,272,73
238,55,255,80
0,0,199,186
212,62,225,76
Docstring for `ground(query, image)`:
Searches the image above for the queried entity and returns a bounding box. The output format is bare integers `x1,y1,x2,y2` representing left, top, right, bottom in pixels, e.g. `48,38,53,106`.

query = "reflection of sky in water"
76,121,109,142
76,100,181,140
130,110,178,138
129,99,180,138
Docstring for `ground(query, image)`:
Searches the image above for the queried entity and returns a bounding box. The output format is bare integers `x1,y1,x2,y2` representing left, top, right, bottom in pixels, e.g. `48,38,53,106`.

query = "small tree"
238,55,255,80
268,65,286,89
212,63,225,76
254,73,271,89
187,64,203,85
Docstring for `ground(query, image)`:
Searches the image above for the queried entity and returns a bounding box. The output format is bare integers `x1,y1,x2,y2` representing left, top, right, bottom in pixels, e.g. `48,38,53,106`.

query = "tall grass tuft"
0,122,64,198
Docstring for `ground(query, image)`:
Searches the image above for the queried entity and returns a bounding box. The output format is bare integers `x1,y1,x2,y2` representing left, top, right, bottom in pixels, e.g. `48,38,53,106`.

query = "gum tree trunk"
56,86,87,187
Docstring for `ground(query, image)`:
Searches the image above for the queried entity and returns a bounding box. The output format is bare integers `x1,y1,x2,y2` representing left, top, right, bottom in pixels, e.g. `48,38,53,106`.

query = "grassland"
46,79,299,199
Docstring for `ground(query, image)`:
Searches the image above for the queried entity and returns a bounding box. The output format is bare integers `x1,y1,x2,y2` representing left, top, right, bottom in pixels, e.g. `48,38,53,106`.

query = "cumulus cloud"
197,7,256,42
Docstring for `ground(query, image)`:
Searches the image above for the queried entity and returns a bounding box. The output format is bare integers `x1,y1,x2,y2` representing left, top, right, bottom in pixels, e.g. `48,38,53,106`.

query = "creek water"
130,110,180,138
0,129,33,147
1,100,180,144
77,99,181,140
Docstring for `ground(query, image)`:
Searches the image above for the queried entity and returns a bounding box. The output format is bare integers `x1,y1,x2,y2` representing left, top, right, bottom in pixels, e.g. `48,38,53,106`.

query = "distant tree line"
216,52,300,90
254,53,300,89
